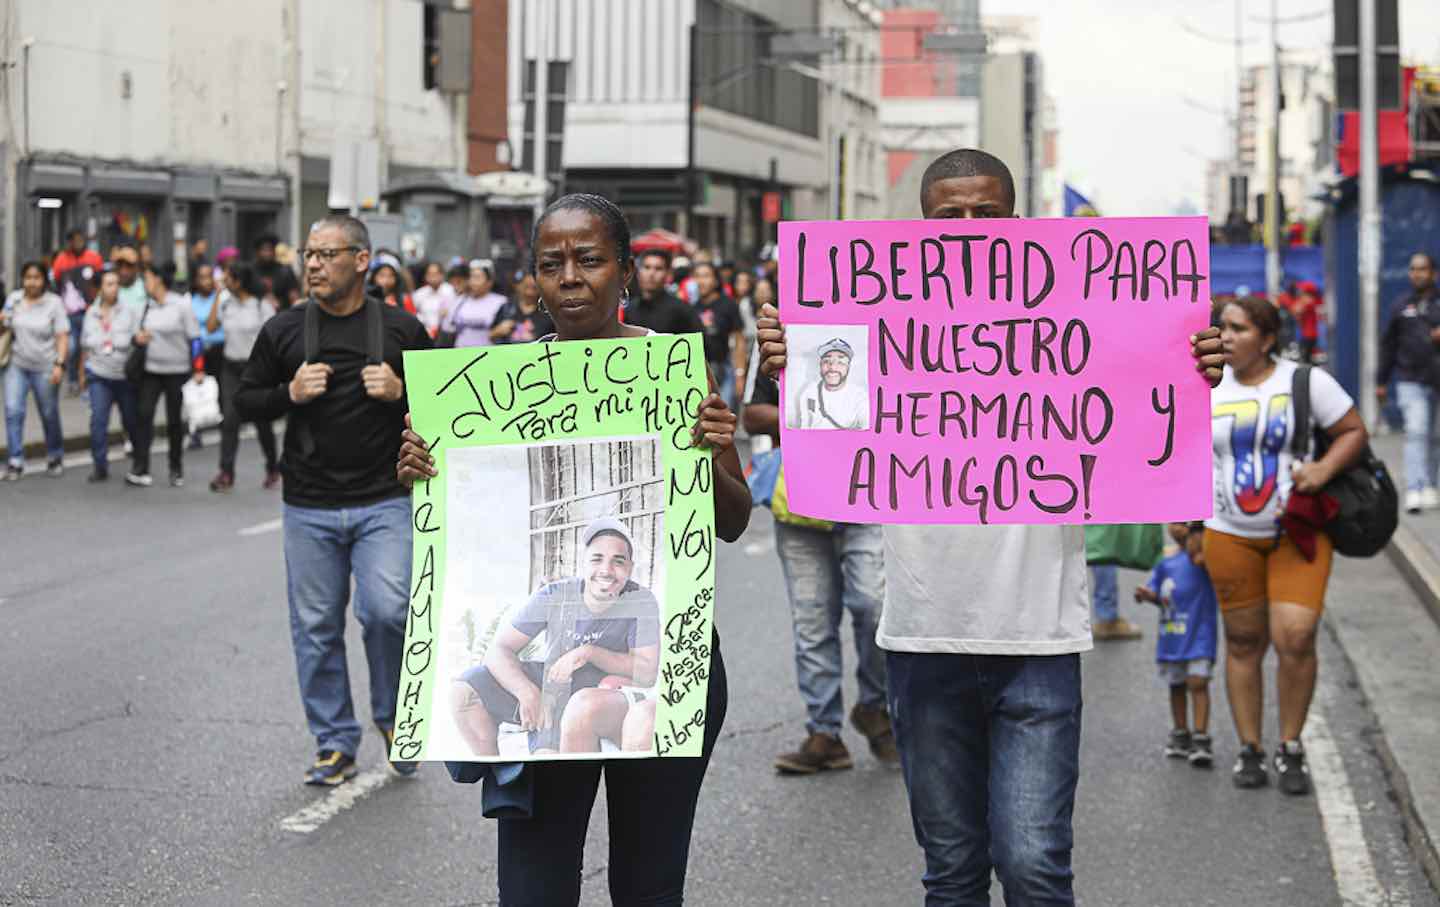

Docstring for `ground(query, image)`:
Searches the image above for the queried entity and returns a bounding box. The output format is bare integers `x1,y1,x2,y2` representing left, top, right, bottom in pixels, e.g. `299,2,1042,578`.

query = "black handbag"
124,300,151,385
1291,365,1398,557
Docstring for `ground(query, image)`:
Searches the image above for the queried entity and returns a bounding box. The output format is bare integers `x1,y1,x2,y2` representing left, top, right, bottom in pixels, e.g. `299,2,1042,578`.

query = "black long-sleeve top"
235,301,433,508
1378,288,1440,387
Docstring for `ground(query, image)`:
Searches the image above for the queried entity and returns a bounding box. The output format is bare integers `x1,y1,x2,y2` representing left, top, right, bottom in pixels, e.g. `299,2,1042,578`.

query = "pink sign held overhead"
777,216,1214,525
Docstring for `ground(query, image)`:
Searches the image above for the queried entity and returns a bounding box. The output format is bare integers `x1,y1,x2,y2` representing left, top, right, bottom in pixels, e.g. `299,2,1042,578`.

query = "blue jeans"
4,365,63,467
282,496,413,756
1395,381,1439,492
774,521,887,734
887,651,1082,906
1089,565,1118,622
712,359,736,413
86,372,137,474
67,312,85,385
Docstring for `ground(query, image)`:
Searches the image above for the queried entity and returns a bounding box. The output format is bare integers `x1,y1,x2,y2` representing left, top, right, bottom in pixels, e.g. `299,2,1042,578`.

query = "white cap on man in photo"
817,338,854,360
582,517,635,557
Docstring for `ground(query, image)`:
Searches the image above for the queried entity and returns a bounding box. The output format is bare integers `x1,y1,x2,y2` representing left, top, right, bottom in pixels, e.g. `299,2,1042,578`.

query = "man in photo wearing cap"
794,337,867,430
451,517,661,756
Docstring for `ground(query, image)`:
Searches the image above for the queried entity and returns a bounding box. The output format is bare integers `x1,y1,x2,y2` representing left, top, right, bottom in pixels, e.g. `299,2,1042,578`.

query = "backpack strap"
1290,364,1312,462
303,298,319,363
366,296,384,365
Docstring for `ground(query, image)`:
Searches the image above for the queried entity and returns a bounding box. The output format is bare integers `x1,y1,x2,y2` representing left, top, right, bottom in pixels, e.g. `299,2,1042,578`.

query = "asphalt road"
2,435,1436,906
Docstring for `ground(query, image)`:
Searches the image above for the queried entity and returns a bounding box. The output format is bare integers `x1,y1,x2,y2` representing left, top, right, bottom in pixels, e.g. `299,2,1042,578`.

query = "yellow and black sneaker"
304,750,358,786
378,725,419,778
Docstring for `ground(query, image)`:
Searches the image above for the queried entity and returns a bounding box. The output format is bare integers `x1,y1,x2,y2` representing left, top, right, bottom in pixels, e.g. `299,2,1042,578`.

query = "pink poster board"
777,216,1214,525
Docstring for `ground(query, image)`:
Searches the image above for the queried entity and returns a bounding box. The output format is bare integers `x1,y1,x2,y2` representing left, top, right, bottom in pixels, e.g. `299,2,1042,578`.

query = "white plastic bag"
182,375,222,433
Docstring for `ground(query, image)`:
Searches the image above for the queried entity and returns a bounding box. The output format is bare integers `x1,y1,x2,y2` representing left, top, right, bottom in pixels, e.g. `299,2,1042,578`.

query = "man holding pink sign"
757,148,1224,906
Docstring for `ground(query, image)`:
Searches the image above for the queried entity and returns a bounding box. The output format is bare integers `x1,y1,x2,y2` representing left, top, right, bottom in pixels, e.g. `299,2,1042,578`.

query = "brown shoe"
849,704,901,764
1093,618,1143,641
774,732,853,775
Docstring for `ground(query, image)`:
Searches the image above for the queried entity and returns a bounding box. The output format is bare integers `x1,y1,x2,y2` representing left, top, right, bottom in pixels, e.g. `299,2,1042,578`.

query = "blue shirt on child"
1144,551,1219,663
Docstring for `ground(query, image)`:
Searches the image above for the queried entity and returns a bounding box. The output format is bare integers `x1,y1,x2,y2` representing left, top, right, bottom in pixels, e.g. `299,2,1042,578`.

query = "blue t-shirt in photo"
1144,551,1219,664
508,577,660,663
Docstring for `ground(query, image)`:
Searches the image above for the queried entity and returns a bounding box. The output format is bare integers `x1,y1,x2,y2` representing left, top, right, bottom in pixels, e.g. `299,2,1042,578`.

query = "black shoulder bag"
124,300,152,385
1290,365,1398,557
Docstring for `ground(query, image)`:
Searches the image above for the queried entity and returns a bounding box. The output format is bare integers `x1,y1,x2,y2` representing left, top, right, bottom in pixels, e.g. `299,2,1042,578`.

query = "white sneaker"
1405,490,1423,514
125,472,153,488
1422,487,1440,510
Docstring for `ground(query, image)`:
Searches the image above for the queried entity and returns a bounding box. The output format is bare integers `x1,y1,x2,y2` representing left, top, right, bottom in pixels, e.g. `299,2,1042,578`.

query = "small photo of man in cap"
786,326,869,431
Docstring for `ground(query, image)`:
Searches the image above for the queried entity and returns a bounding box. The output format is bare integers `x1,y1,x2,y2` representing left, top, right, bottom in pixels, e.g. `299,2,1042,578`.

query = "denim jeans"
86,372,138,474
712,359,736,413
1089,565,1118,623
282,496,413,756
774,521,887,735
497,638,728,906
1395,381,1439,492
887,651,1082,907
67,312,85,385
4,365,63,466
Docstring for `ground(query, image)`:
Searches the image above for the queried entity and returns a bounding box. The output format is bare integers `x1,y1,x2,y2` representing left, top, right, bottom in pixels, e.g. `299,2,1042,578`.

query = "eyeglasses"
302,246,360,263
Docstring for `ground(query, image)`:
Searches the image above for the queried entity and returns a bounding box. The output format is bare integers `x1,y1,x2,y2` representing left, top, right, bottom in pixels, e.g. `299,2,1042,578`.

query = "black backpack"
1290,365,1398,557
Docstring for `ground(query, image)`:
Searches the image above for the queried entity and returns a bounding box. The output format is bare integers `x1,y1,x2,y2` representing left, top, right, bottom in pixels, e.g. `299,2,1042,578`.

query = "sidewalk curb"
24,426,133,461
1323,614,1440,899
1385,522,1440,629
1327,524,1440,897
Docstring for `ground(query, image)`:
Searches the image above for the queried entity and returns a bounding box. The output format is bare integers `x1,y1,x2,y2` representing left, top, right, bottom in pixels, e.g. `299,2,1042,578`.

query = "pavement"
1356,430,1440,892
3,432,1439,905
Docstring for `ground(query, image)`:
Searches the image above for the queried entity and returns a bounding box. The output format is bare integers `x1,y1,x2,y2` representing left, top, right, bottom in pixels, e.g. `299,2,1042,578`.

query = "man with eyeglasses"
236,214,433,786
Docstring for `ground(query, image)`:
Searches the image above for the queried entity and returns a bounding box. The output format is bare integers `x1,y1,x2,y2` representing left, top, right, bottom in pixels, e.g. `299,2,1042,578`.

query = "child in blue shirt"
1134,522,1219,767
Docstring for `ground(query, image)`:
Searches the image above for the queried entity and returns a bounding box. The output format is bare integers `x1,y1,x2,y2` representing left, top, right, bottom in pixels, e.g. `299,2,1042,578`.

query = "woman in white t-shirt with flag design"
1205,295,1367,795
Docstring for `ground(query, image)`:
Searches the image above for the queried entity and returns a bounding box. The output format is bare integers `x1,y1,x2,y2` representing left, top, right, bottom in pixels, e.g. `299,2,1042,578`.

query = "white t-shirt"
1208,359,1355,539
413,283,456,336
878,524,1093,655
794,380,868,430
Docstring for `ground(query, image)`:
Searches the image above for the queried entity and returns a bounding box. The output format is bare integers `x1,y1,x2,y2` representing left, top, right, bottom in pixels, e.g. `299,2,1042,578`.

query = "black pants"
134,372,187,476
496,638,728,907
219,358,277,475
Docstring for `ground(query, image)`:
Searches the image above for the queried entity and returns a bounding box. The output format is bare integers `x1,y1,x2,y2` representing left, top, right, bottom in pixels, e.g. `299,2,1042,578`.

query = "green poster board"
390,335,716,762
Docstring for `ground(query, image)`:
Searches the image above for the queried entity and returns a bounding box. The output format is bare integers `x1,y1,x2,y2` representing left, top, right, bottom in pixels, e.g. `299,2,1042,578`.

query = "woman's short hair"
530,193,631,274
1225,295,1281,355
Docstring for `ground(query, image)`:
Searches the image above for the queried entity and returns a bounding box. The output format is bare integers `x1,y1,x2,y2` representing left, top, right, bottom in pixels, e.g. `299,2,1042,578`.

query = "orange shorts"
1201,528,1332,613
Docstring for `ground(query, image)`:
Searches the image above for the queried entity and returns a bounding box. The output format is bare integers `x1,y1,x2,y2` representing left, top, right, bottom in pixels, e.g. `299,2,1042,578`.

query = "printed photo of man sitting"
451,517,661,756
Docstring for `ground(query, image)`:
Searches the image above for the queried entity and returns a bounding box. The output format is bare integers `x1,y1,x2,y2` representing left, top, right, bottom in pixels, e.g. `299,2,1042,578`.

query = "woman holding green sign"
397,192,751,906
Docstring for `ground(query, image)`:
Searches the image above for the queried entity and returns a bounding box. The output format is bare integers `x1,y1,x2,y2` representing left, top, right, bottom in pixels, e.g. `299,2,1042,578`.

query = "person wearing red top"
51,229,104,284
1292,281,1322,363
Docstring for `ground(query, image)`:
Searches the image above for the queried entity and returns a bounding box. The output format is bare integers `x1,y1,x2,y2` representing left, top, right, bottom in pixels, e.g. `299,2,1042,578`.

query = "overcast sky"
992,0,1440,216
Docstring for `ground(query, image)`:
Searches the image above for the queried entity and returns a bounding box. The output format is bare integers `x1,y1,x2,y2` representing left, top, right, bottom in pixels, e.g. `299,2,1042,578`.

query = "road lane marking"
239,518,283,537
1305,702,1403,906
279,769,392,834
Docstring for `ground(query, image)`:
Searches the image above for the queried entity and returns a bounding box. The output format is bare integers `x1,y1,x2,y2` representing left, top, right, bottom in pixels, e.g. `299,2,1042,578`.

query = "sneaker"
1188,733,1214,768
377,725,419,778
87,470,110,484
849,703,901,764
263,468,282,491
209,471,234,493
169,471,184,488
1422,486,1440,510
304,750,358,787
774,732,854,775
187,432,204,451
1165,728,1194,758
1406,490,1424,514
1093,618,1143,641
3,465,21,481
125,472,153,487
1274,740,1311,795
1233,743,1269,788
45,459,63,477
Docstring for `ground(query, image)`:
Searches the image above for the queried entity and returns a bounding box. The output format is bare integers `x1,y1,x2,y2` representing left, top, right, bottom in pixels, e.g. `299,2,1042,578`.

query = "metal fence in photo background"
528,438,665,590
